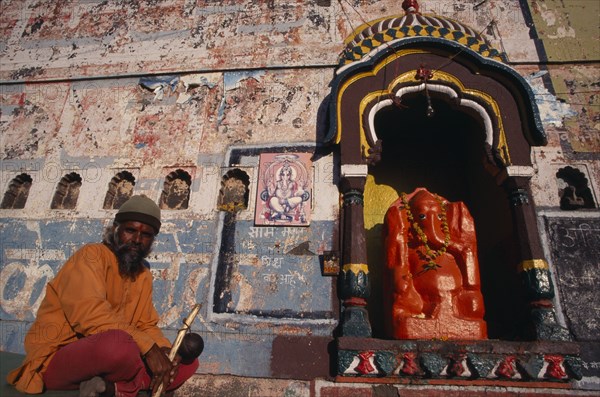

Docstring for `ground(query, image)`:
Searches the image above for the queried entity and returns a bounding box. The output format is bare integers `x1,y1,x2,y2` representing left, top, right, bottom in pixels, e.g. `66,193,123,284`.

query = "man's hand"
144,344,178,395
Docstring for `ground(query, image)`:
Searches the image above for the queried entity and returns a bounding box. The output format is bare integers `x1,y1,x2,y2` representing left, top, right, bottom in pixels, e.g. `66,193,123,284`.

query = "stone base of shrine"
337,337,583,383
173,374,599,397
392,315,488,340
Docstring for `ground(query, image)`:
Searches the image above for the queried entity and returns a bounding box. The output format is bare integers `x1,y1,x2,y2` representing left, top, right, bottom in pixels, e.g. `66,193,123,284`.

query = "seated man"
7,195,199,397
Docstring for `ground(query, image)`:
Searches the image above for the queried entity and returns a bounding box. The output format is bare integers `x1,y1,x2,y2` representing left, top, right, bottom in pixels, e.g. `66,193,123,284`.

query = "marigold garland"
400,192,451,273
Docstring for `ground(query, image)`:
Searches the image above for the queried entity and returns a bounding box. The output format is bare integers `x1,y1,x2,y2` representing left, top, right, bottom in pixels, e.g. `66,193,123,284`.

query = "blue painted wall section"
1,219,105,324
212,217,335,319
0,217,337,377
149,219,216,326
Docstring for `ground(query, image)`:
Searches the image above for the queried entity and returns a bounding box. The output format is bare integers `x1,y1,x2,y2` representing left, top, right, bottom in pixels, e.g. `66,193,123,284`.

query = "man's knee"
88,330,141,363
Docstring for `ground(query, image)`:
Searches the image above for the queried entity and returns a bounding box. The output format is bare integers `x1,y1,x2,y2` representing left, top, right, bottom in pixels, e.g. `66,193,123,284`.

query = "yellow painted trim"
412,70,511,165
336,51,511,165
343,14,405,46
357,89,386,157
357,70,425,158
335,49,428,145
342,14,478,46
342,263,369,275
519,259,549,272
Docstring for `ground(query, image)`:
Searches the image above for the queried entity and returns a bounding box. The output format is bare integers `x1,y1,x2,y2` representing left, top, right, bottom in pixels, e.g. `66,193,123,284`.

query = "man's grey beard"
103,225,152,280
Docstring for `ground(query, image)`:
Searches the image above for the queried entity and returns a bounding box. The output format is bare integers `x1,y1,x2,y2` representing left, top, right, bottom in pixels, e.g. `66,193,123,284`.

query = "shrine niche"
328,1,581,383
383,188,486,340
556,166,596,210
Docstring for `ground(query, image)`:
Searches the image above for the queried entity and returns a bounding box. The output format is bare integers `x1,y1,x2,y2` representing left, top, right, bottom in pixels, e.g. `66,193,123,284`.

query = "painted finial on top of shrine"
402,0,420,14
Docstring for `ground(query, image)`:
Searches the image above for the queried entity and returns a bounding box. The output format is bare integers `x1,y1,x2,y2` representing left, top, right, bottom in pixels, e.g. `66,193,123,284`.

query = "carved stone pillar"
338,165,372,337
501,168,570,341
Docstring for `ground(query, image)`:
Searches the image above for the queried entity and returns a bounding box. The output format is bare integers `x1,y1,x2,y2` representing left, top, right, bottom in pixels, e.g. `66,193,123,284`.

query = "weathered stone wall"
525,1,600,387
1,0,538,81
1,0,598,388
0,70,339,376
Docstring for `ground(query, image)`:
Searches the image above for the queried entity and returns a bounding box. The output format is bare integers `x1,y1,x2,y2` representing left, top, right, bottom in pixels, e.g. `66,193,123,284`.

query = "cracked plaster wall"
1,0,541,81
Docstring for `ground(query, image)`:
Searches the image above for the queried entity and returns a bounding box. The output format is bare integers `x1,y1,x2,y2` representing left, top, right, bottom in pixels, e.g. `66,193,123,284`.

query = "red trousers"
42,330,198,397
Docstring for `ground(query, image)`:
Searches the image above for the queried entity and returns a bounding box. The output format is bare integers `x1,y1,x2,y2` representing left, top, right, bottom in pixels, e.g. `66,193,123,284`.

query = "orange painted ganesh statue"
383,188,487,340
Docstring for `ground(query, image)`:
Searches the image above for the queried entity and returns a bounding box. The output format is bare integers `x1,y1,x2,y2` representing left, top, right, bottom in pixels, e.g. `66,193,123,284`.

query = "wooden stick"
153,303,202,397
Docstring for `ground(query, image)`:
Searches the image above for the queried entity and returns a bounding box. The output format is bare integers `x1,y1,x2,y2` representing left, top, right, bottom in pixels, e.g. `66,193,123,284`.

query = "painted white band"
341,164,368,178
505,165,536,177
367,83,494,148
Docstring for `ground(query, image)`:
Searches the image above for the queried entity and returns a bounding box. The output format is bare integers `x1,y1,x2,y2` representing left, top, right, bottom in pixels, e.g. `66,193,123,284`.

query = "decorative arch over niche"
328,47,546,169
328,1,567,344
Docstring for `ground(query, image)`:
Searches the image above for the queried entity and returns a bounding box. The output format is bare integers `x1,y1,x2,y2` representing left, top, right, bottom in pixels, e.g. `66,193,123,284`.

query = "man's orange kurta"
7,243,171,394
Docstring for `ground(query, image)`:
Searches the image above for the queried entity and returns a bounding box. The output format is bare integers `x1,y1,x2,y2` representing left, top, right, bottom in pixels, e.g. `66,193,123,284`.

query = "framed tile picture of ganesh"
255,153,312,226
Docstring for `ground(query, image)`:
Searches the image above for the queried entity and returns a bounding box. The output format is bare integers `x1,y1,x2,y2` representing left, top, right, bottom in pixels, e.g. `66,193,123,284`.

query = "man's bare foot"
79,376,114,397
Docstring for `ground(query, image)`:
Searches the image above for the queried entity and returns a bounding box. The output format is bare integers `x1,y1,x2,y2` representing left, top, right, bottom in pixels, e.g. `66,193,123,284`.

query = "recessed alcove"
103,171,136,209
159,169,192,210
327,2,583,385
217,168,250,212
1,173,32,209
556,166,596,210
50,172,82,210
365,95,526,340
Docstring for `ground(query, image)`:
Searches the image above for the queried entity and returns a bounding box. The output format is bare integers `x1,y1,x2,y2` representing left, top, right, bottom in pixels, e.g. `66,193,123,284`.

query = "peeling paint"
223,71,265,92
178,73,220,104
546,66,600,155
526,74,577,128
532,0,576,39
237,19,306,35
0,1,545,82
139,75,179,101
529,0,600,62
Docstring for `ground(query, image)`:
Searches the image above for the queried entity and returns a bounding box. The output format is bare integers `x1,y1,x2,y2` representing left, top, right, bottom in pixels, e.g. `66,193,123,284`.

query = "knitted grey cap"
115,195,161,234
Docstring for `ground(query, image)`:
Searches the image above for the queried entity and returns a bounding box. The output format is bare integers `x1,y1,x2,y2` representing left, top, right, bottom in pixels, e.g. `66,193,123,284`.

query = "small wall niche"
217,168,250,212
51,172,83,209
1,173,33,209
556,166,596,210
103,171,136,209
160,169,192,210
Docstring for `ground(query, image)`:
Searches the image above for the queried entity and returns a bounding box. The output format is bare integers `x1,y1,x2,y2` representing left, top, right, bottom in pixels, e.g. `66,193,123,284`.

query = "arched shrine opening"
365,94,524,339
